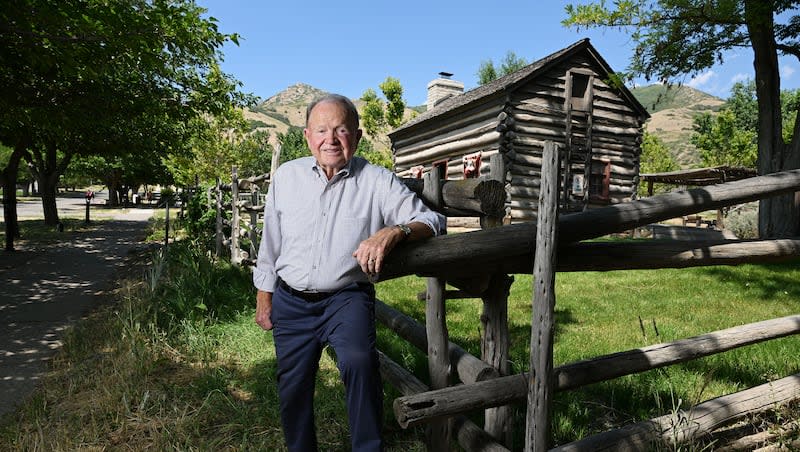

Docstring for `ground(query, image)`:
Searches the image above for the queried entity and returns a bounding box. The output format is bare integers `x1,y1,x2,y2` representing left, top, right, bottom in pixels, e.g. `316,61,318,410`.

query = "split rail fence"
212,141,800,451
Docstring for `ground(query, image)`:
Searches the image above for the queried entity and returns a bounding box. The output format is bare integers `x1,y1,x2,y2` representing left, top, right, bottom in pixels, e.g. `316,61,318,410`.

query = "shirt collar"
311,158,354,180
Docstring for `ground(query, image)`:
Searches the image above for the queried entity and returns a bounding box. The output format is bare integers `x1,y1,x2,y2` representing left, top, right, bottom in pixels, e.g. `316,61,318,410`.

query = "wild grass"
0,238,798,450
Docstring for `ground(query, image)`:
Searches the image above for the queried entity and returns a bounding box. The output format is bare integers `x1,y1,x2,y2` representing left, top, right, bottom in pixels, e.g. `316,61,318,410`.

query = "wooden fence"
213,143,800,451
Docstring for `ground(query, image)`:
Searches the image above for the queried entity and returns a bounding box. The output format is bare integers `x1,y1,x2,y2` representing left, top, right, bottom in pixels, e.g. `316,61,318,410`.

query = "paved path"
0,208,153,419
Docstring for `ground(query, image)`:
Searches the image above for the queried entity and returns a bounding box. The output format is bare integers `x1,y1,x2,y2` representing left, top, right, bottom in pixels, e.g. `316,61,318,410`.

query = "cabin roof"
389,39,650,139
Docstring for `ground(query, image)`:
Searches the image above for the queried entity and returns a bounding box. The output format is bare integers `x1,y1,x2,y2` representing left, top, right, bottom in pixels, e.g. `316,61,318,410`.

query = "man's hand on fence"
255,290,273,330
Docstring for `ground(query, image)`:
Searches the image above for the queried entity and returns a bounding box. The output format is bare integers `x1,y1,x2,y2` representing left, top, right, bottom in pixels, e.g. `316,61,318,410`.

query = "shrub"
724,203,759,238
184,187,225,250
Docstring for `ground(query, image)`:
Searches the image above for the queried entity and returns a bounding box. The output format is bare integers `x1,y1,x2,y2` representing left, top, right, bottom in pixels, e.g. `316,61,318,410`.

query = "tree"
356,139,393,169
359,77,409,135
277,127,311,164
379,77,406,128
477,60,499,85
564,0,800,238
0,0,250,249
639,131,680,195
692,110,758,168
691,80,797,169
360,89,386,137
476,51,528,85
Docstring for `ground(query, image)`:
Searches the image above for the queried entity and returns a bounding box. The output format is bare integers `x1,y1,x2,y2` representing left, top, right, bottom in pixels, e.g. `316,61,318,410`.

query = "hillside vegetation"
632,85,725,167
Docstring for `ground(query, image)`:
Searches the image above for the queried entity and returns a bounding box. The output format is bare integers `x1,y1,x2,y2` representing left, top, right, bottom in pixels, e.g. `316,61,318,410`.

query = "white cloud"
781,64,796,80
730,73,750,84
688,70,716,88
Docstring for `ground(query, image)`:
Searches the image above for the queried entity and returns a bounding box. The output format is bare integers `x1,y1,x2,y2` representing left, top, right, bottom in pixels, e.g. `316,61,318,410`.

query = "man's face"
304,101,362,178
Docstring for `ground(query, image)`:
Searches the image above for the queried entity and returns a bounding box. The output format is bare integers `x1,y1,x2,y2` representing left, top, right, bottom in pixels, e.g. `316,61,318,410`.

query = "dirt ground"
0,208,153,419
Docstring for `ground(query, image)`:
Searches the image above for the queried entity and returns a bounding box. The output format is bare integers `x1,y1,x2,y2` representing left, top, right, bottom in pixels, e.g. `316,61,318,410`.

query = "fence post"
481,153,514,446
215,177,223,258
230,166,241,264
422,165,451,450
526,141,560,450
249,183,259,260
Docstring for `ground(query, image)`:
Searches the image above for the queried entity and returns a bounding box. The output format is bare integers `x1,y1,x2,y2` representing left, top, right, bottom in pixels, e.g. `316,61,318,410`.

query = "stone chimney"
426,72,464,111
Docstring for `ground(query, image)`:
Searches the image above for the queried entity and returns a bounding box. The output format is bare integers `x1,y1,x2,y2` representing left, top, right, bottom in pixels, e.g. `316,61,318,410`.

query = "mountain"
632,85,726,167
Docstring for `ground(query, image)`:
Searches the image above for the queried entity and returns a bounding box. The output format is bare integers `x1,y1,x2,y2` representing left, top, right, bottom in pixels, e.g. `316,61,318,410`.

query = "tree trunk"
39,171,60,226
746,0,799,237
1,144,26,251
25,143,74,226
105,169,123,206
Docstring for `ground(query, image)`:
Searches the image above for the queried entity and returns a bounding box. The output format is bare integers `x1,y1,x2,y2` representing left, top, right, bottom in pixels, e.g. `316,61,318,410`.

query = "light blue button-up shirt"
253,156,445,293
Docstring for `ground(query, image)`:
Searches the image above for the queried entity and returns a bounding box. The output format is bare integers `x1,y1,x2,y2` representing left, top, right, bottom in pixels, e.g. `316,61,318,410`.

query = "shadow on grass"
699,259,800,302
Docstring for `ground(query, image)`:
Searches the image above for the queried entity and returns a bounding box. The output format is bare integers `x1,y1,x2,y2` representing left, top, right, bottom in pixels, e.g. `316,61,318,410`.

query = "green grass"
0,239,798,450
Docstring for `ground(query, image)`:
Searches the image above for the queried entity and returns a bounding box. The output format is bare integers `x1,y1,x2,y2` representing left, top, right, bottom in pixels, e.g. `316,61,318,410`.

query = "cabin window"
589,158,611,202
432,159,449,180
569,72,592,112
571,73,590,99
411,165,424,179
462,152,482,179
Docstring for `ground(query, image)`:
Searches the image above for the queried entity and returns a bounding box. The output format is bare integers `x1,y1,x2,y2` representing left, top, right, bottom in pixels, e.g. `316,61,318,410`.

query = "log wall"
391,53,646,225
506,56,644,221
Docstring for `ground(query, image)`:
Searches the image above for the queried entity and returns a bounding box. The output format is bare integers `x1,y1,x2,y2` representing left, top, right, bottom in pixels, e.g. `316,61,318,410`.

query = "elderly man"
253,94,444,451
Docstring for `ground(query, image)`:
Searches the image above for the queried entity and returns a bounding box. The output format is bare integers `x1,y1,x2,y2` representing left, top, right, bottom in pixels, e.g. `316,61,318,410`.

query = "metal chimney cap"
438,72,453,79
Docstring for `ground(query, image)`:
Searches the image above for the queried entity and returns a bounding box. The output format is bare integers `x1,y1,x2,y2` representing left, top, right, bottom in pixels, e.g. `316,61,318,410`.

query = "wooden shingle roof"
389,38,649,139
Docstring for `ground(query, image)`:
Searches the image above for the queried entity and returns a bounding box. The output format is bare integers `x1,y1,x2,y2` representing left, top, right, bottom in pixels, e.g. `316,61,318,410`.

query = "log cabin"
388,39,650,223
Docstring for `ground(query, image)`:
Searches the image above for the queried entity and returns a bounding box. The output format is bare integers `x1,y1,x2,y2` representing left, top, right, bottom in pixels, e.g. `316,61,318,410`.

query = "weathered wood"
395,119,500,156
215,177,223,258
421,164,450,450
425,277,450,450
230,166,242,265
392,101,506,148
237,173,269,190
401,177,506,218
375,300,499,384
395,131,502,166
378,352,509,452
527,141,560,450
248,184,259,259
480,153,513,442
551,371,800,451
493,239,800,275
377,169,800,282
481,273,514,445
392,315,800,426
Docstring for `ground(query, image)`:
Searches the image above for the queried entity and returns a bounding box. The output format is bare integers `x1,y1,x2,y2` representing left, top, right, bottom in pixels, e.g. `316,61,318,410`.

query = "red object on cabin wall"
462,152,482,178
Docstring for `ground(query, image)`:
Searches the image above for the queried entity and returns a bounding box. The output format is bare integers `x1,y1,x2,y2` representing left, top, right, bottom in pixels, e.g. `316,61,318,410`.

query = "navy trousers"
271,282,383,452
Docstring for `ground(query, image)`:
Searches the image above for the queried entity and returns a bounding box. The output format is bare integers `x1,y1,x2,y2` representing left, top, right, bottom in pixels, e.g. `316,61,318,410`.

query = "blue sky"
198,0,800,106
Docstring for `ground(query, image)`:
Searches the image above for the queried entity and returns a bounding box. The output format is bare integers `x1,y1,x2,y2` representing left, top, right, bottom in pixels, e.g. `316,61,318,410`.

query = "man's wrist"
395,223,412,241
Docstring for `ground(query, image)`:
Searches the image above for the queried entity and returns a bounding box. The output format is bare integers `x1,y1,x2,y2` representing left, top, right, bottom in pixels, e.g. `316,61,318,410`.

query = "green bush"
152,242,253,330
725,203,759,238
184,188,225,250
